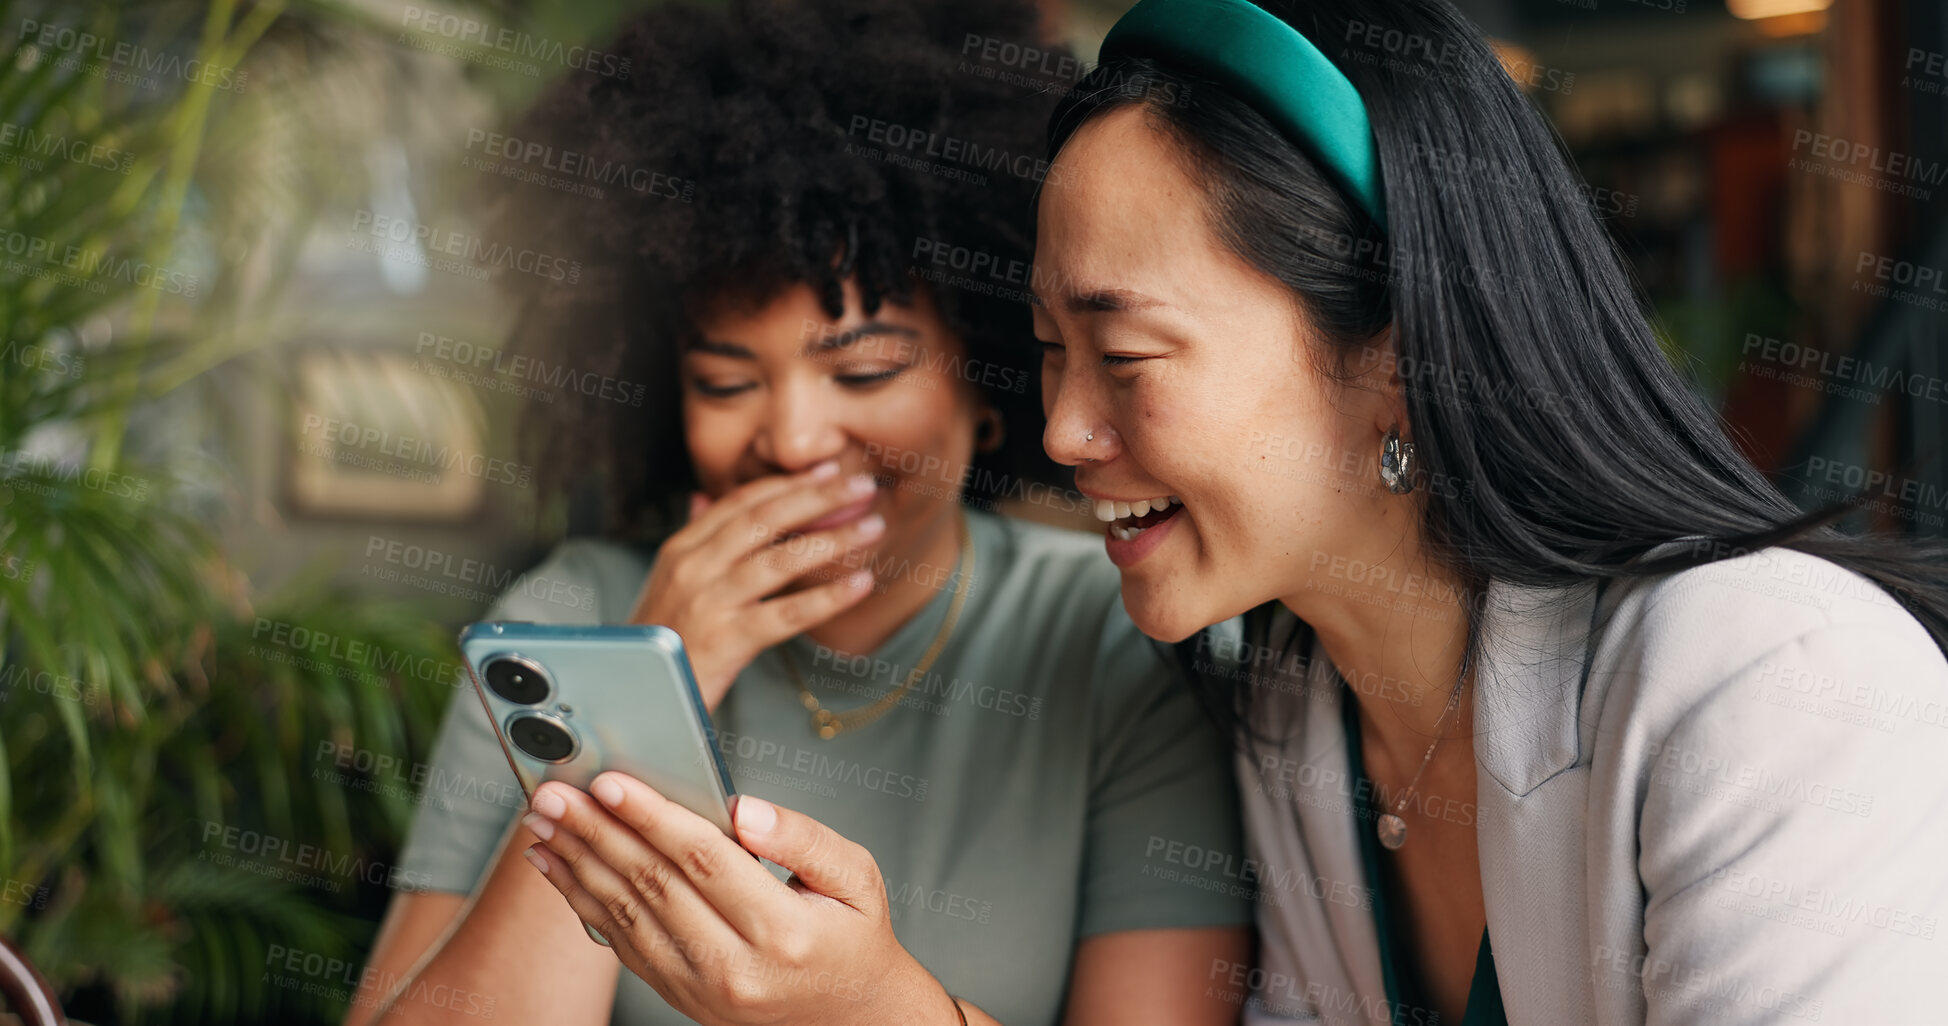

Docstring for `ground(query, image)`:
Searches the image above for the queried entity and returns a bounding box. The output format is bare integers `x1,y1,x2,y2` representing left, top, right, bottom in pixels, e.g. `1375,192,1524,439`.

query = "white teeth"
1096,495,1180,531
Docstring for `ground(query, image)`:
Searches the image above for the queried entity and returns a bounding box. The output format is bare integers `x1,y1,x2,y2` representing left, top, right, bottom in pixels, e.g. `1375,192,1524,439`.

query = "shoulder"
970,510,1125,625
1631,542,1897,621
975,509,1119,590
968,510,1175,702
1589,545,1948,756
1600,545,1936,684
1591,551,1948,1021
485,537,654,625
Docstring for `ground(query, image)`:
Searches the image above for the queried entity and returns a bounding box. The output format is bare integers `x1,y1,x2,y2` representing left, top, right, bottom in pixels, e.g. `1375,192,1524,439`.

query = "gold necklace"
1371,650,1473,851
778,510,974,740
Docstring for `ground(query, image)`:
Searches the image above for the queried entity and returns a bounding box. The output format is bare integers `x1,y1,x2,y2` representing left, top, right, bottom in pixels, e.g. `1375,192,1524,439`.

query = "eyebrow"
804,320,919,355
685,320,921,361
1029,286,1169,316
687,338,757,359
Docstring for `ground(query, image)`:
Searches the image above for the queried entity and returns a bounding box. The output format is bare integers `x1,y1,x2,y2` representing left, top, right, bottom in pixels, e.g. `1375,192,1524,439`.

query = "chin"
1119,584,1212,644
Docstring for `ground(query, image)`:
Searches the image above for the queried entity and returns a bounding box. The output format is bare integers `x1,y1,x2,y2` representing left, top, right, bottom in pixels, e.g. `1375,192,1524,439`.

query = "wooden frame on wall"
282,345,492,523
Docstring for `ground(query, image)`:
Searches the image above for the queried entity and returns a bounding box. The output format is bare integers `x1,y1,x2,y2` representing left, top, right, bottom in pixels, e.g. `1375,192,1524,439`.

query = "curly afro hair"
484,0,1069,540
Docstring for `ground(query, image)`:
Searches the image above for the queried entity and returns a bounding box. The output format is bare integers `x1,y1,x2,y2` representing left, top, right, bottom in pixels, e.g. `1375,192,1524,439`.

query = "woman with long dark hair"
1034,0,1948,1022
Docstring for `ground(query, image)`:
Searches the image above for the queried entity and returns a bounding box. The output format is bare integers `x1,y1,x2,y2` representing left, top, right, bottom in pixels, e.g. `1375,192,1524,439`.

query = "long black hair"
1045,0,1948,737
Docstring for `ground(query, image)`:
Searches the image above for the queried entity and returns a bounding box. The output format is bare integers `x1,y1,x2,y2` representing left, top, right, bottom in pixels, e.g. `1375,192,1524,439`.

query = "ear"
973,405,1006,453
1354,323,1408,438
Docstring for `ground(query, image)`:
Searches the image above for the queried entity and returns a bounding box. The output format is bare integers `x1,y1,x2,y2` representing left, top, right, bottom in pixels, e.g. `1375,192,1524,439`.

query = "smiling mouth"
795,490,877,533
1092,495,1182,541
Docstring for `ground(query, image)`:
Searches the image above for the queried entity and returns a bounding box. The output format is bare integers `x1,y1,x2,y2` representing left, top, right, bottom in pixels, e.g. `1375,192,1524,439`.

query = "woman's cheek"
1123,389,1186,465
683,406,749,486
870,384,967,451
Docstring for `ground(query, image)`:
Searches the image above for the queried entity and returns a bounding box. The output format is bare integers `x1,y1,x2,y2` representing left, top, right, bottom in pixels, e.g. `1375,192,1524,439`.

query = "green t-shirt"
396,509,1251,1025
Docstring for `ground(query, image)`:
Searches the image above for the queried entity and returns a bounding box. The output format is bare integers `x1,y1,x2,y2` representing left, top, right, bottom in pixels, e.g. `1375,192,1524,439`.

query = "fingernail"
523,846,550,875
810,460,840,479
847,473,876,496
856,513,885,538
591,775,625,808
846,569,874,590
734,795,777,835
530,786,566,820
522,812,555,841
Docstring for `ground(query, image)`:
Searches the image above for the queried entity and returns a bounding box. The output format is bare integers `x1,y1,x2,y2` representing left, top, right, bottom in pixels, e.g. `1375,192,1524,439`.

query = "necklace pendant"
1377,813,1408,850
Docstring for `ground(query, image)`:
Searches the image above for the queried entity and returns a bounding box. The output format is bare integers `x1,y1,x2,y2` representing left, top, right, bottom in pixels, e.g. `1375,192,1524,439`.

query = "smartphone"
458,622,738,838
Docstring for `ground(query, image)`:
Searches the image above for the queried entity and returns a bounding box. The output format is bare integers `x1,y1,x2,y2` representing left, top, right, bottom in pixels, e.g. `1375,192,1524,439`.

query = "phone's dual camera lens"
508,714,576,762
482,656,577,763
484,656,550,704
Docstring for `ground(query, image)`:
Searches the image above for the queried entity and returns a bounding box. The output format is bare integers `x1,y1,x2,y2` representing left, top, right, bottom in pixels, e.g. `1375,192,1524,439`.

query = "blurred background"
0,0,1941,1021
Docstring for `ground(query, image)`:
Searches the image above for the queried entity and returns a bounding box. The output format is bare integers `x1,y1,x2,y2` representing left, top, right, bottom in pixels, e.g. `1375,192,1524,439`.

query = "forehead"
1036,107,1235,308
689,279,938,341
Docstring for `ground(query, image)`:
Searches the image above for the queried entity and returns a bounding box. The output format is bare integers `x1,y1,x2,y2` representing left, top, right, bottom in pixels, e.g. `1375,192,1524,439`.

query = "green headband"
1100,0,1387,229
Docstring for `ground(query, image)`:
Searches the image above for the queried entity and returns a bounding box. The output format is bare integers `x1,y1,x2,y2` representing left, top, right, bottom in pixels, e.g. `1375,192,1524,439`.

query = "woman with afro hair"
350,1,1252,1024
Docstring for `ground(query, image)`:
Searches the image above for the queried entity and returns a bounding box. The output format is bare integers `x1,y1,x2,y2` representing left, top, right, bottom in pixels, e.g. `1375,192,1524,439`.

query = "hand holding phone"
518,772,948,1026
462,622,743,947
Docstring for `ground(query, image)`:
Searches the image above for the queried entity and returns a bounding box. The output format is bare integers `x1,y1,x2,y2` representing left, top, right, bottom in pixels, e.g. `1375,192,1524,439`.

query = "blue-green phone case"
457,622,738,838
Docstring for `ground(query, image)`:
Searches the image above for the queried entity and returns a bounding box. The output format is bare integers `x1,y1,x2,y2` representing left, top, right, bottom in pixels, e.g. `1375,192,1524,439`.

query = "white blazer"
1231,543,1948,1026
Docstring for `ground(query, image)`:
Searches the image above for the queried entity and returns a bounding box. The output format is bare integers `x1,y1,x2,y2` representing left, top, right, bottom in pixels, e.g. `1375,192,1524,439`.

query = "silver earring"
1380,427,1416,494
